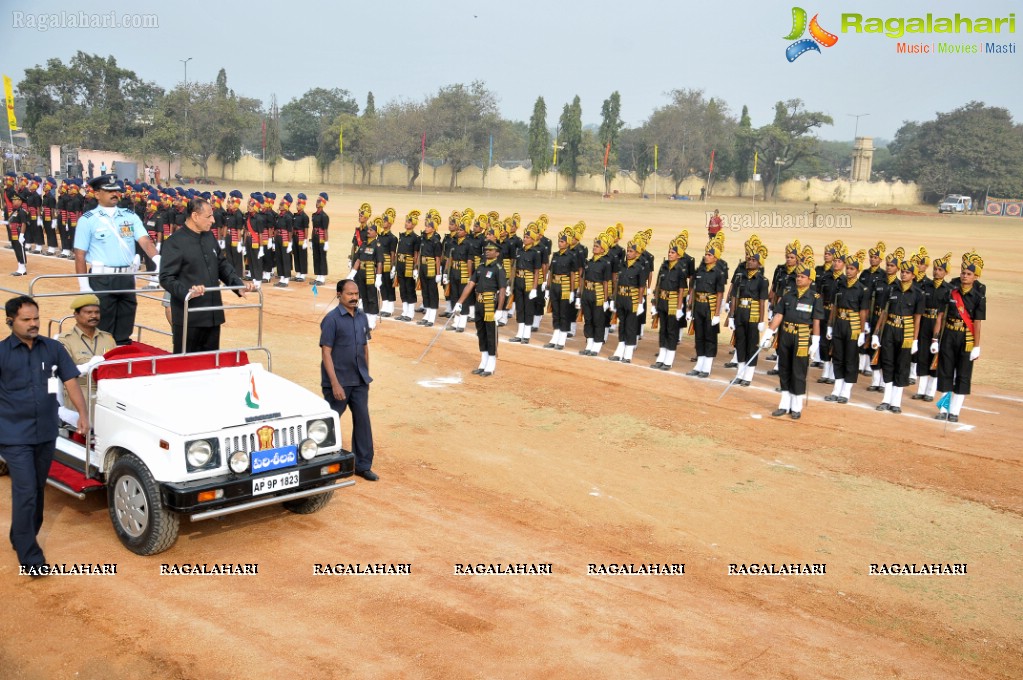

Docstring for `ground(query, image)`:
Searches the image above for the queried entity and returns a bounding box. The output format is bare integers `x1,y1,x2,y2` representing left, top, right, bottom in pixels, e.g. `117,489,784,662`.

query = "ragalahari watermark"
708,210,853,232
12,11,158,31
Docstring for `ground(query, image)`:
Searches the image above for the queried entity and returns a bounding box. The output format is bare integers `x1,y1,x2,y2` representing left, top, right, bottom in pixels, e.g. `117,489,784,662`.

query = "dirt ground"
1,186,1021,679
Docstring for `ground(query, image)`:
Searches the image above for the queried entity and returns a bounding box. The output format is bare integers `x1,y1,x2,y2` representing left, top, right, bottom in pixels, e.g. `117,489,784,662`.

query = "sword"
413,308,456,364
716,343,765,402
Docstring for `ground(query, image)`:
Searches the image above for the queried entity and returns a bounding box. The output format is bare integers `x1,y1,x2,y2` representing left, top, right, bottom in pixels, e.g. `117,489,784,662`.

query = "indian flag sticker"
245,370,260,409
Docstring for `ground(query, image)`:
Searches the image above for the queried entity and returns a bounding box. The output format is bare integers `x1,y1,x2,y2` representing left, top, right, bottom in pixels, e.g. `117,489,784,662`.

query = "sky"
2,0,1020,143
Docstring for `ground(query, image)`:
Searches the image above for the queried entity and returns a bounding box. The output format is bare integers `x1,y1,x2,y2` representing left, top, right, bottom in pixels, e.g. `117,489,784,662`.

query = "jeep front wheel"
107,453,179,555
283,491,334,514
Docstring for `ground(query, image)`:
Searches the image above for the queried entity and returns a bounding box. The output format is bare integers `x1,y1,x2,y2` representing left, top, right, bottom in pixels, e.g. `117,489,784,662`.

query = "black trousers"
420,271,439,309
656,306,681,349
356,273,380,314
582,293,605,340
450,278,467,312
380,270,396,302
879,327,912,387
831,320,859,383
323,383,374,473
398,274,417,304
550,285,572,332
937,329,975,395
246,240,263,280
45,219,58,249
734,318,758,364
58,220,73,252
915,316,938,377
292,233,308,275
172,324,221,354
2,441,54,567
514,279,535,324
92,272,137,345
311,236,328,276
475,304,498,354
274,234,292,277
693,302,719,357
777,330,809,396
616,295,640,344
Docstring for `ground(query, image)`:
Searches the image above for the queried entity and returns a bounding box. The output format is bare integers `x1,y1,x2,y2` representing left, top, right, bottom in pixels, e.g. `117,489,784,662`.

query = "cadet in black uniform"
41,177,58,256
609,230,651,363
446,214,473,333
686,233,727,378
727,235,769,386
530,215,552,332
650,232,691,370
350,219,384,328
224,190,245,276
579,227,614,357
509,223,543,344
271,194,294,287
816,242,846,384
310,192,330,285
440,211,459,316
872,257,925,413
933,250,986,423
377,208,398,317
349,202,371,273
912,252,951,402
760,250,824,419
259,193,276,283
906,247,930,385
824,250,869,404
454,241,507,377
7,193,29,275
291,193,310,282
544,227,578,350
417,210,443,327
394,210,421,322
865,246,903,393
244,194,267,285
501,215,523,323
766,239,800,368
859,242,887,375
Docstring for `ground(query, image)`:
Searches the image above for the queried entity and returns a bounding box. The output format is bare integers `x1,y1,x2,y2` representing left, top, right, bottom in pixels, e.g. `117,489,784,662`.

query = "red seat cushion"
95,342,249,381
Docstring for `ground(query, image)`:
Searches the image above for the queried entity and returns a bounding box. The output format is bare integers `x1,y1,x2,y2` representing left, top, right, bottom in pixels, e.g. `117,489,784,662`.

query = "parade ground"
2,187,1021,678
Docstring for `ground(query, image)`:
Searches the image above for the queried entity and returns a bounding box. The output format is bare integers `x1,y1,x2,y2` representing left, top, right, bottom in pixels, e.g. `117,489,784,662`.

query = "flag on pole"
488,134,493,168
936,391,951,414
753,151,758,175
552,139,558,166
653,144,658,171
3,75,17,131
261,118,266,151
338,126,343,154
603,141,611,169
709,149,716,174
421,132,426,162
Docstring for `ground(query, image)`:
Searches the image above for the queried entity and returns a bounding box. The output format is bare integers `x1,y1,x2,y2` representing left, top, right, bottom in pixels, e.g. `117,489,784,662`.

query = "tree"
376,99,428,189
427,81,500,190
753,99,833,197
558,95,583,190
889,102,1023,200
364,92,376,117
215,68,229,98
280,87,358,160
598,91,623,193
18,51,162,154
618,126,653,193
528,96,551,189
733,105,755,196
265,95,283,181
646,89,734,196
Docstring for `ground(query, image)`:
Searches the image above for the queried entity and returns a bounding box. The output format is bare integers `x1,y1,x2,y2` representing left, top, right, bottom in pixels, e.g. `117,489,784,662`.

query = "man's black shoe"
356,469,379,481
724,361,737,368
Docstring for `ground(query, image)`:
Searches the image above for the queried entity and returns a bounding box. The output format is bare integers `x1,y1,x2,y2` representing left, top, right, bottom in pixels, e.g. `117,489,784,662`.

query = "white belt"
92,265,132,273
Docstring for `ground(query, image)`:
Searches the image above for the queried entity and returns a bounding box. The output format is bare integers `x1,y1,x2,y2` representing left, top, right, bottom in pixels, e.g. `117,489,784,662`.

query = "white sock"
872,371,882,388
778,391,792,411
882,382,893,404
624,344,636,361
703,358,714,374
791,394,804,413
731,350,738,363
485,354,496,374
591,342,602,355
570,322,577,335
891,386,904,408
950,393,966,416
585,338,595,352
655,348,667,364
457,315,468,329
910,363,918,380
368,314,378,330
477,352,488,370
736,362,746,378
604,328,611,342
926,378,937,397
516,323,525,339
743,363,756,381
445,301,452,313
523,325,532,340
841,382,852,400
916,375,929,396
16,263,27,274
532,318,541,330
831,379,844,397
663,350,675,368
612,342,625,359
824,362,833,380
280,277,289,284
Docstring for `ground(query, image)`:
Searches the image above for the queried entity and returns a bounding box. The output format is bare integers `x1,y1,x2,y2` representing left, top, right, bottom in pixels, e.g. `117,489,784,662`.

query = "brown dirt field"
1,186,1021,679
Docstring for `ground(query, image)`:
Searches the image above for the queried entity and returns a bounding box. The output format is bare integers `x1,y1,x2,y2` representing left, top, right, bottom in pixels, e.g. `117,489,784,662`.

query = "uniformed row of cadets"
342,202,989,419
3,172,334,288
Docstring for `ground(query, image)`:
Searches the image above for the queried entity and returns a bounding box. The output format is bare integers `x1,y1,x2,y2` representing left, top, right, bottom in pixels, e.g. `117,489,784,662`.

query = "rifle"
872,296,893,365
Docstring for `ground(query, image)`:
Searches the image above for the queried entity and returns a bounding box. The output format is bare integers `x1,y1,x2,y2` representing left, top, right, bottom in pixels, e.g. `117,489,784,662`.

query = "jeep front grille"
224,425,304,454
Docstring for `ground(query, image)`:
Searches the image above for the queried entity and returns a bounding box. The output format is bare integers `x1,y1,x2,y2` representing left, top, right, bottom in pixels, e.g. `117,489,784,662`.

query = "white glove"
529,289,538,300
442,274,449,286
413,269,419,281
541,282,548,293
810,335,820,361
911,339,918,354
760,329,775,349
609,300,615,313
505,285,511,297
390,268,396,280
453,302,462,315
305,240,311,250
237,242,245,253
79,355,105,374
727,318,735,331
686,311,693,323
151,254,161,273
435,274,442,284
18,233,24,243
757,322,766,333
286,243,293,254
258,247,265,258
826,326,833,340
675,308,684,321
864,322,871,334
346,259,353,270
218,239,225,249
970,346,981,361
568,292,575,304
637,303,645,316
37,217,43,227
930,340,939,354
871,335,880,350
51,219,57,229
711,315,720,326
156,242,161,254
603,301,610,312
78,276,93,293
575,298,582,310
857,332,866,347
374,278,382,290
544,289,550,302
346,269,356,281
268,239,275,251
721,301,731,316
323,242,329,251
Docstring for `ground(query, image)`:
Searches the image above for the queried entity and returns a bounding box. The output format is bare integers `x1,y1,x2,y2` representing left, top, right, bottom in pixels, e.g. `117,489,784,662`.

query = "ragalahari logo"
785,7,839,61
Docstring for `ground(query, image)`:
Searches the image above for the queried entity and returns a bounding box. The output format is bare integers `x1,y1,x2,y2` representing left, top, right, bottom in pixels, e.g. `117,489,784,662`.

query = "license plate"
251,445,298,474
252,470,300,496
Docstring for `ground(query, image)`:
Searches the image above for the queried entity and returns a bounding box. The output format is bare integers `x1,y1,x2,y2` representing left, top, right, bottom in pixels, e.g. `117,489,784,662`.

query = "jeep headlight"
185,439,219,472
228,450,249,474
307,419,330,444
299,438,318,461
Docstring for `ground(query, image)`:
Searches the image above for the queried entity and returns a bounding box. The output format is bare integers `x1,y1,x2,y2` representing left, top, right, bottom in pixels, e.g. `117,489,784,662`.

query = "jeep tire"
108,453,179,555
283,490,334,514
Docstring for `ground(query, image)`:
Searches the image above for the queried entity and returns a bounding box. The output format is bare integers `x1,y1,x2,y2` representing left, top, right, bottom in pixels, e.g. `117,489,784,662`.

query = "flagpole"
421,132,426,198
752,151,758,209
339,126,344,195
653,144,657,203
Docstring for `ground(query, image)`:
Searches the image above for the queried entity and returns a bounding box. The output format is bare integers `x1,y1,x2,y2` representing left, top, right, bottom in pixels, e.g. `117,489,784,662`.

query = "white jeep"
2,281,354,556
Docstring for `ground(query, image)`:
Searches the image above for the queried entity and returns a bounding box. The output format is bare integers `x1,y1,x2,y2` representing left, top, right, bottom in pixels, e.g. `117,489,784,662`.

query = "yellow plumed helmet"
459,212,473,230
886,247,905,266
628,229,650,253
448,210,461,223
961,249,984,276
786,238,801,256
573,221,586,240
475,213,489,230
488,210,501,225
558,226,574,242
615,222,624,239
426,208,441,225
462,208,475,224
675,230,689,253
536,214,549,231
847,249,867,271
933,251,953,271
406,209,421,225
869,241,886,259
383,207,396,223
359,202,372,219
370,217,383,231
796,247,815,280
524,222,541,241
512,212,521,228
596,227,615,251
